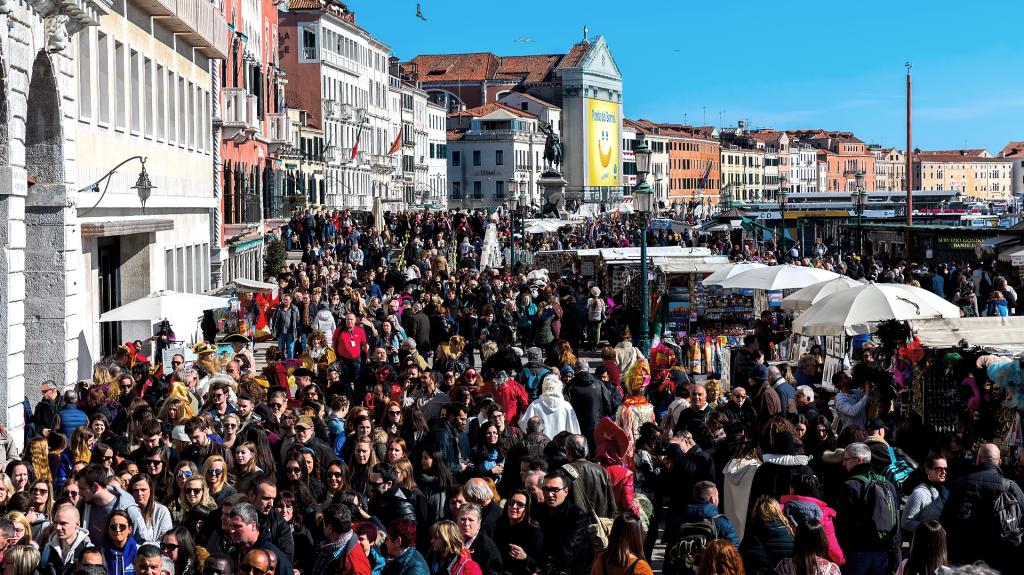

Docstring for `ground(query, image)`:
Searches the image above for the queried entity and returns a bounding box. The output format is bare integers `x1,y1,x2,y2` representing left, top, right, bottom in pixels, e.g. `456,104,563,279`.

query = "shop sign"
1012,253,1024,267
935,236,980,250
768,290,783,307
650,218,673,230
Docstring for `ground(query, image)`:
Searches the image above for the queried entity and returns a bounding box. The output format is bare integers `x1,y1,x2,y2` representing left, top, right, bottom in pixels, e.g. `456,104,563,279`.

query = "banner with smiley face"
587,98,620,187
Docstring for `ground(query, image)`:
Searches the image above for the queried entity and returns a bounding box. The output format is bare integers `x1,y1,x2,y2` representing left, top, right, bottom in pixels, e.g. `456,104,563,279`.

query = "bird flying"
416,3,426,20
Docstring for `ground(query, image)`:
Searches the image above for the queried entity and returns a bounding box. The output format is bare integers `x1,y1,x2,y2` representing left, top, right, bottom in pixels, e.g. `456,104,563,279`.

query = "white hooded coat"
518,375,580,436
723,456,761,542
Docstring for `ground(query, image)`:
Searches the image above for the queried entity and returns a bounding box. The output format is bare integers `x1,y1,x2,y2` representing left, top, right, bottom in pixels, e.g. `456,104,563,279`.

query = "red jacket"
447,550,482,575
340,542,373,575
480,380,529,424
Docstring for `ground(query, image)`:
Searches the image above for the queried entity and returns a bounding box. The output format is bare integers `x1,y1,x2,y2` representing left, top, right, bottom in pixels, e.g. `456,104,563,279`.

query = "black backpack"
994,479,1023,547
668,514,723,574
853,472,899,546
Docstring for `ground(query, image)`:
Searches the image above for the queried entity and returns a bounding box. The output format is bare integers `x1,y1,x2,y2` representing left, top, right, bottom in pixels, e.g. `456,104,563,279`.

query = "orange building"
628,120,719,204
790,130,875,192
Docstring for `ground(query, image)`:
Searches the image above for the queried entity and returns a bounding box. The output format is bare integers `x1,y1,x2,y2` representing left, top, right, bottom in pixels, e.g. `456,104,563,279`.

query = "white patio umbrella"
701,261,767,286
99,290,231,339
781,276,866,313
715,264,841,291
792,283,962,336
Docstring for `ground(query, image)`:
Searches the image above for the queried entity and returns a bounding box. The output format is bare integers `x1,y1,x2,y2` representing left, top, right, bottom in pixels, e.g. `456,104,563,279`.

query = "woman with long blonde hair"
739,496,794,572
5,512,34,546
68,428,95,466
157,396,194,426
200,455,235,506
427,520,482,575
0,473,15,509
170,476,215,522
24,438,51,485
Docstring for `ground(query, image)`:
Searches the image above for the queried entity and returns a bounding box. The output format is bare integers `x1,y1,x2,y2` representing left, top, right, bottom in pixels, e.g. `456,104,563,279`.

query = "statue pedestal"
538,172,569,219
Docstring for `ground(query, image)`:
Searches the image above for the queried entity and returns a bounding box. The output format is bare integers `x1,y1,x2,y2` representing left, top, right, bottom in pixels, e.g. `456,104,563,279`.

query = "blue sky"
351,0,1023,153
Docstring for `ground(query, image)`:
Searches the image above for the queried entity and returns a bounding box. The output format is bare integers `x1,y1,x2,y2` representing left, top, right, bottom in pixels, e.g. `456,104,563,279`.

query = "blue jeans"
278,332,296,359
842,551,888,575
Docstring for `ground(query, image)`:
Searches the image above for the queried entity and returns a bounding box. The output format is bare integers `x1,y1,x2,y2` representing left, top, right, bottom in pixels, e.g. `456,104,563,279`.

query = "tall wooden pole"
905,62,913,257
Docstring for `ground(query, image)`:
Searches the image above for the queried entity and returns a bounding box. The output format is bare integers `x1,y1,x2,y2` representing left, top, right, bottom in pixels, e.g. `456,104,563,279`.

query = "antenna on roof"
582,25,589,44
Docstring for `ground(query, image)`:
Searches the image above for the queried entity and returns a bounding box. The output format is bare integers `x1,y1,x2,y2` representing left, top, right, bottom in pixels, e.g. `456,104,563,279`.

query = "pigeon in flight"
416,3,426,20
513,37,533,43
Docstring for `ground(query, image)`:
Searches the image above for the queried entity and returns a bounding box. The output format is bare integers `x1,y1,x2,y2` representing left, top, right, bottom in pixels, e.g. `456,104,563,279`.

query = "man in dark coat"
942,443,1024,573
369,463,418,528
567,368,612,455
559,295,587,352
562,434,617,519
424,403,469,477
538,471,589,575
407,303,432,357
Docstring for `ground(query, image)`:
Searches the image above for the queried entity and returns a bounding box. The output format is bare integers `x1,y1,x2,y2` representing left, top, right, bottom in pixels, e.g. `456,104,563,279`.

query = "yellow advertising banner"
587,98,619,187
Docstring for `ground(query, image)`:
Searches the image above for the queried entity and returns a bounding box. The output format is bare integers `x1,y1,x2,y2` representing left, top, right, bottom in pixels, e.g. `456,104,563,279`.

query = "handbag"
562,463,614,551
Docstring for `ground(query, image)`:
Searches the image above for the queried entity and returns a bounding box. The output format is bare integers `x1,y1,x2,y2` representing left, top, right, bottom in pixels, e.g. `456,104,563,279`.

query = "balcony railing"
134,0,228,58
302,47,318,60
266,113,290,144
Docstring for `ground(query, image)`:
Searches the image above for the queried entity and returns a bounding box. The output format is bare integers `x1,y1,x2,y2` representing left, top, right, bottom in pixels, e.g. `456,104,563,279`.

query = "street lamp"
633,139,653,357
777,186,789,251
78,156,156,214
507,177,520,269
852,170,868,254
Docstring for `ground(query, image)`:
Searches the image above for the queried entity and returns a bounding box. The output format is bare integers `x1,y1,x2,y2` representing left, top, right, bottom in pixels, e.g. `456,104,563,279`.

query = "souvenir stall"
210,278,278,341
906,317,1024,442
620,253,734,375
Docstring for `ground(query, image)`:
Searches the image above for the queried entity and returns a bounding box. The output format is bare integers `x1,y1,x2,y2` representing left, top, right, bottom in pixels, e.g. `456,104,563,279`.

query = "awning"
910,317,1024,353
999,245,1024,265
81,218,174,238
978,235,1018,249
655,256,732,275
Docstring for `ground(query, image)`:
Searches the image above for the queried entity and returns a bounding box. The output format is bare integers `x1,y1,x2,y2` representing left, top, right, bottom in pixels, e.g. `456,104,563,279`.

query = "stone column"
0,166,28,449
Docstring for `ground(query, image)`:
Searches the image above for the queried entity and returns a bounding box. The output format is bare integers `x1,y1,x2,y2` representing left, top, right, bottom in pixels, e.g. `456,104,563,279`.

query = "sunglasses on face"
270,403,284,409
508,500,527,509
286,467,302,474
185,488,203,495
207,468,224,476
161,543,179,552
109,523,130,532
147,459,163,466
177,470,193,478
327,471,344,478
31,487,48,495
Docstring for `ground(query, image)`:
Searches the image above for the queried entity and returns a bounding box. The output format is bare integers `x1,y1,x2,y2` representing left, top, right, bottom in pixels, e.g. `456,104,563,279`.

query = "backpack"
522,366,549,399
883,445,915,488
994,479,1023,547
853,472,899,546
668,514,723,574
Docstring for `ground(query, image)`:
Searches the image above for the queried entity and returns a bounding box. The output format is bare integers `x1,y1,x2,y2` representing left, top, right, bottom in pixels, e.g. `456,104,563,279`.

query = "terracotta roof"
748,130,785,143
287,0,353,15
402,53,501,83
918,149,990,158
499,91,559,109
914,154,1011,163
1001,142,1024,158
449,102,537,120
447,130,466,141
495,55,561,83
557,42,590,69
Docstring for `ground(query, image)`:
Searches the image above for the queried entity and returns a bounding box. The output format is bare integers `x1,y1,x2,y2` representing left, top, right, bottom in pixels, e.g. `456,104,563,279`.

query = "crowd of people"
0,206,1017,575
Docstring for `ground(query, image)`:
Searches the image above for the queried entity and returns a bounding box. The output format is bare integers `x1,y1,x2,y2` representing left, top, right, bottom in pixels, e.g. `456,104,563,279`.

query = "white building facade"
446,103,546,211
74,0,226,369
787,146,819,193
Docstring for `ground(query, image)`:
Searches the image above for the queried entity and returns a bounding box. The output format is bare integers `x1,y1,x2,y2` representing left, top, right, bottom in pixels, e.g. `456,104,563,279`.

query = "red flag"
351,124,362,161
388,130,402,155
